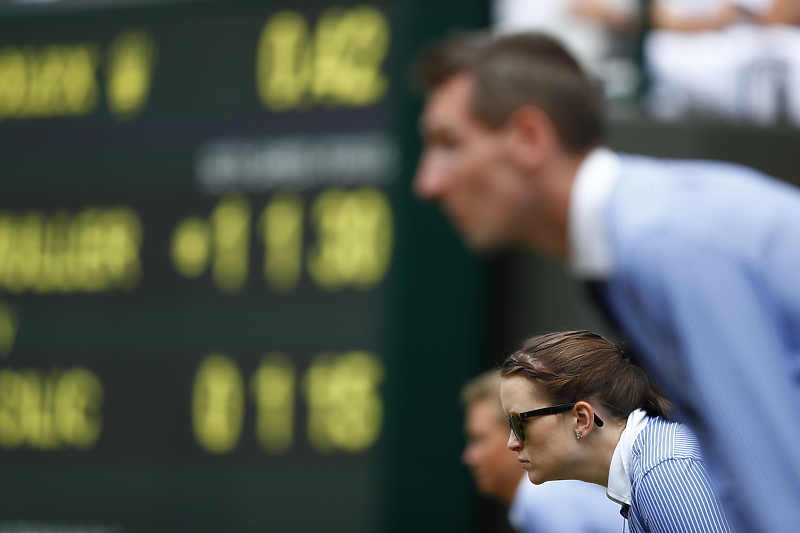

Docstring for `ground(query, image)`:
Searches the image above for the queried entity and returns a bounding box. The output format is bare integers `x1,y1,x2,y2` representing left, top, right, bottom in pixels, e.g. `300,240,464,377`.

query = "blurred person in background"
462,369,622,533
500,331,733,533
646,0,800,125
413,30,800,533
493,0,642,100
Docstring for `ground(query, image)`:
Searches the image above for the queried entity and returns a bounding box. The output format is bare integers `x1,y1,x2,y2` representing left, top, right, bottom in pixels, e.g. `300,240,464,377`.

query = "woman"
500,330,731,533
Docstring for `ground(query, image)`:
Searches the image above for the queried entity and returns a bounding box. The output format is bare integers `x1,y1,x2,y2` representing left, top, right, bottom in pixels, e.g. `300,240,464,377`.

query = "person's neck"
520,148,590,259
580,418,627,487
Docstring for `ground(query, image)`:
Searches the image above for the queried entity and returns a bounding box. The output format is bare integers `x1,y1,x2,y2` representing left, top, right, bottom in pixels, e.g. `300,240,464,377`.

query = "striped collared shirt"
612,413,732,533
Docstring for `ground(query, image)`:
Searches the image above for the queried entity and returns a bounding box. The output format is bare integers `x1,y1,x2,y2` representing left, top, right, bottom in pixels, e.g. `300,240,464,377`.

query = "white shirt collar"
568,147,621,279
607,409,649,506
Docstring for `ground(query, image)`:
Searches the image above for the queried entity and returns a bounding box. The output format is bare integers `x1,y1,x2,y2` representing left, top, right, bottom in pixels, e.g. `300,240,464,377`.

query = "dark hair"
500,331,670,421
415,31,606,154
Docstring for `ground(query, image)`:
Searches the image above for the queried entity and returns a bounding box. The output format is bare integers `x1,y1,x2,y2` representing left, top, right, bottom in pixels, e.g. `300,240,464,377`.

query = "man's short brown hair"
416,31,606,153
461,369,505,424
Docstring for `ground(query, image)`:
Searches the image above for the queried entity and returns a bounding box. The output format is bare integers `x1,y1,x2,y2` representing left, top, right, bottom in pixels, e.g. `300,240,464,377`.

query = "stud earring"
575,431,582,440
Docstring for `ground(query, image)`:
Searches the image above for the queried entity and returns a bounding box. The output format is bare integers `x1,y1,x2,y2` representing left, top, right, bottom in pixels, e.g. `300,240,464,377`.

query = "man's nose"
413,154,448,200
461,446,472,466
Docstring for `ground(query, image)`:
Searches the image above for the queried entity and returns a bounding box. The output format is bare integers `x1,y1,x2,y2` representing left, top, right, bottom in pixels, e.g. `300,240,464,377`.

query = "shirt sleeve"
633,457,732,533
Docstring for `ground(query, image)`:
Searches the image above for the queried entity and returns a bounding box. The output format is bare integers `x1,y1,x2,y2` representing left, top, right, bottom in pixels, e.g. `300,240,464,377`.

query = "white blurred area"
646,0,800,126
493,0,642,100
493,0,800,127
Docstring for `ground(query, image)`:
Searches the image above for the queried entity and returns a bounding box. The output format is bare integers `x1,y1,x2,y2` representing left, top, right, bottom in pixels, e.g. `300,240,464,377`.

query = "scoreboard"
0,1,489,532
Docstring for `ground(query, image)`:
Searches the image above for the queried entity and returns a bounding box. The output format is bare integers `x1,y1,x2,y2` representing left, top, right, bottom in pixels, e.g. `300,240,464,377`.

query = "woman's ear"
505,105,556,170
573,401,597,439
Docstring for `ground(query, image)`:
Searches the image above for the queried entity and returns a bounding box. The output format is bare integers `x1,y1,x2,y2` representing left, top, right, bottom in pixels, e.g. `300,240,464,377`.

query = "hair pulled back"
500,331,670,421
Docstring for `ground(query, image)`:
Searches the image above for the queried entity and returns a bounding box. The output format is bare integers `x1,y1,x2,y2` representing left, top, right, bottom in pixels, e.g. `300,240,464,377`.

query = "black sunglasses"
507,403,604,442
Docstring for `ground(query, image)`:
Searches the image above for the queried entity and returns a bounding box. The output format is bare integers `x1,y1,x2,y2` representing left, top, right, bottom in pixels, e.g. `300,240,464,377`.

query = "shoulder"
628,419,732,532
610,154,800,256
632,417,703,472
630,417,713,502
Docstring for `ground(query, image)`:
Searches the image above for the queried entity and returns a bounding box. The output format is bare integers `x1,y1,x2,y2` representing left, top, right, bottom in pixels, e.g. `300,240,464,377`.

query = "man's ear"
505,105,556,170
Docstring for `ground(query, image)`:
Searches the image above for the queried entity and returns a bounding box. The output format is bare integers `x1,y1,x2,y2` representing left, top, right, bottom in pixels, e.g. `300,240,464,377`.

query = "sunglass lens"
509,416,524,442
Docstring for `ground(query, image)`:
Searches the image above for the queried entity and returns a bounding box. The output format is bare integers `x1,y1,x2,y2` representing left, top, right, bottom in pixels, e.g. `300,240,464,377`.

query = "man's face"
462,399,523,502
414,73,535,252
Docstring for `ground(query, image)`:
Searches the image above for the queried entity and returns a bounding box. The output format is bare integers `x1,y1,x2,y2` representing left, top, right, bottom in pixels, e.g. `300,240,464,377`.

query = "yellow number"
0,367,103,451
171,216,211,278
250,353,295,454
171,194,254,294
211,194,251,294
349,187,392,288
310,7,348,106
256,6,390,111
260,192,303,292
302,351,384,453
256,11,312,111
192,353,245,454
307,189,342,289
106,30,158,121
312,5,389,106
307,187,392,291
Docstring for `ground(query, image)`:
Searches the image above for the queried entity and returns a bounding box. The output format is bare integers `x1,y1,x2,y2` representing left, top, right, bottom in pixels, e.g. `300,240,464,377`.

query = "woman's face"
500,374,577,485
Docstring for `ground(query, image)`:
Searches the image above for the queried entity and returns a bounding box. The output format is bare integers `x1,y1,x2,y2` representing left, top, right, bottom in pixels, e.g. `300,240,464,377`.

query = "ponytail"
501,331,672,422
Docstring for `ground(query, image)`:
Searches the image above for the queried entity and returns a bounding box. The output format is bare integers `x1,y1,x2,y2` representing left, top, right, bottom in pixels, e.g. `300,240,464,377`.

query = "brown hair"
415,31,606,154
500,331,670,421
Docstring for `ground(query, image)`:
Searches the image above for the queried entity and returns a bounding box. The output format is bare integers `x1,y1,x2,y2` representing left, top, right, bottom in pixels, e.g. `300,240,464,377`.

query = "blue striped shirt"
621,415,732,533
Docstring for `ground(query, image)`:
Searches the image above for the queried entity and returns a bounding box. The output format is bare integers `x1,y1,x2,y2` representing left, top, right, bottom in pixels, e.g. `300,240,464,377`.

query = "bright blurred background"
0,0,798,532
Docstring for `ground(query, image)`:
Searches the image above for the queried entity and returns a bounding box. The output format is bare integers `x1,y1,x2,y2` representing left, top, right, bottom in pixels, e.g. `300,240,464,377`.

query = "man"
461,370,621,533
414,31,800,533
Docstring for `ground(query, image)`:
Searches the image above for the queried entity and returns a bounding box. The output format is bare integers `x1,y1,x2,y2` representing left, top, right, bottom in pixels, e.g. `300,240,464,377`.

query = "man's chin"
472,475,496,496
462,232,508,255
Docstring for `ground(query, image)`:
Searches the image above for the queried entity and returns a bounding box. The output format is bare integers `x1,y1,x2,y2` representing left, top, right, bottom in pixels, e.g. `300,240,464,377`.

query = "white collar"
607,409,649,506
568,147,621,279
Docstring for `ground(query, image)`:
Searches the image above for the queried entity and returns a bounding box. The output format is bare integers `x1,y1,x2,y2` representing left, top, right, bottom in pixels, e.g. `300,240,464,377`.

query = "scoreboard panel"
0,1,489,532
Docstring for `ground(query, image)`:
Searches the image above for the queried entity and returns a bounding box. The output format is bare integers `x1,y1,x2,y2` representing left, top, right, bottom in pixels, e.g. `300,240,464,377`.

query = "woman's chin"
526,470,548,485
